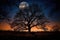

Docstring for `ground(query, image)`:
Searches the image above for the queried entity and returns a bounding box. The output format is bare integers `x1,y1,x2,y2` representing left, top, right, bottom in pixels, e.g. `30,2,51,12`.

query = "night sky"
0,0,59,22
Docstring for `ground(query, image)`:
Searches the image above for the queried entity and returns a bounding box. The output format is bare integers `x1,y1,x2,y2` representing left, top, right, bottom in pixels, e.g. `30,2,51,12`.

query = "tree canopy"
11,3,49,32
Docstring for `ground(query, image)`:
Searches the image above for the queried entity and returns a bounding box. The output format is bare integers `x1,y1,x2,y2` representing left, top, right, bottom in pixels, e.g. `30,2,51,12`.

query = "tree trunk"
28,25,31,32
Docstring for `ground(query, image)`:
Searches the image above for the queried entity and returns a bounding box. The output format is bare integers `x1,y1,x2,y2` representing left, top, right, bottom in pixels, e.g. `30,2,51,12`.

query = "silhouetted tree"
11,3,47,32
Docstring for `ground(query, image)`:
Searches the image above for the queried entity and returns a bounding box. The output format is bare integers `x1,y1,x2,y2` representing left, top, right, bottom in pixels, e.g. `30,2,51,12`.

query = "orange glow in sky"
0,21,58,32
45,24,53,31
0,22,44,32
45,22,58,31
31,26,44,32
0,21,12,31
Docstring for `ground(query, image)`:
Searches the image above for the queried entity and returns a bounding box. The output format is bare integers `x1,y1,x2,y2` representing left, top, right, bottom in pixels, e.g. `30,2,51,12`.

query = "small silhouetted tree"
11,3,47,32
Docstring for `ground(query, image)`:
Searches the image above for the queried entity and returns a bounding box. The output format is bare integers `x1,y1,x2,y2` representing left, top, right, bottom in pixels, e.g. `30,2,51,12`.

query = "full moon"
19,2,29,9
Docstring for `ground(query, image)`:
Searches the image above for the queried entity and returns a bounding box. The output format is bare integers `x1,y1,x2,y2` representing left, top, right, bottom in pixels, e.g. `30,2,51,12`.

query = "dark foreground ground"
0,31,60,40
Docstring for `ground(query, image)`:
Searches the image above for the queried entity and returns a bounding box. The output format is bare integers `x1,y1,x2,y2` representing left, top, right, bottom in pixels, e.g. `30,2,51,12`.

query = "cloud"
0,0,59,22
38,0,60,22
21,0,59,22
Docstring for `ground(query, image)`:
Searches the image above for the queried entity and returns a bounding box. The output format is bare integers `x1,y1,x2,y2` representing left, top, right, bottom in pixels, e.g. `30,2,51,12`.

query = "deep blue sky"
0,0,59,22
